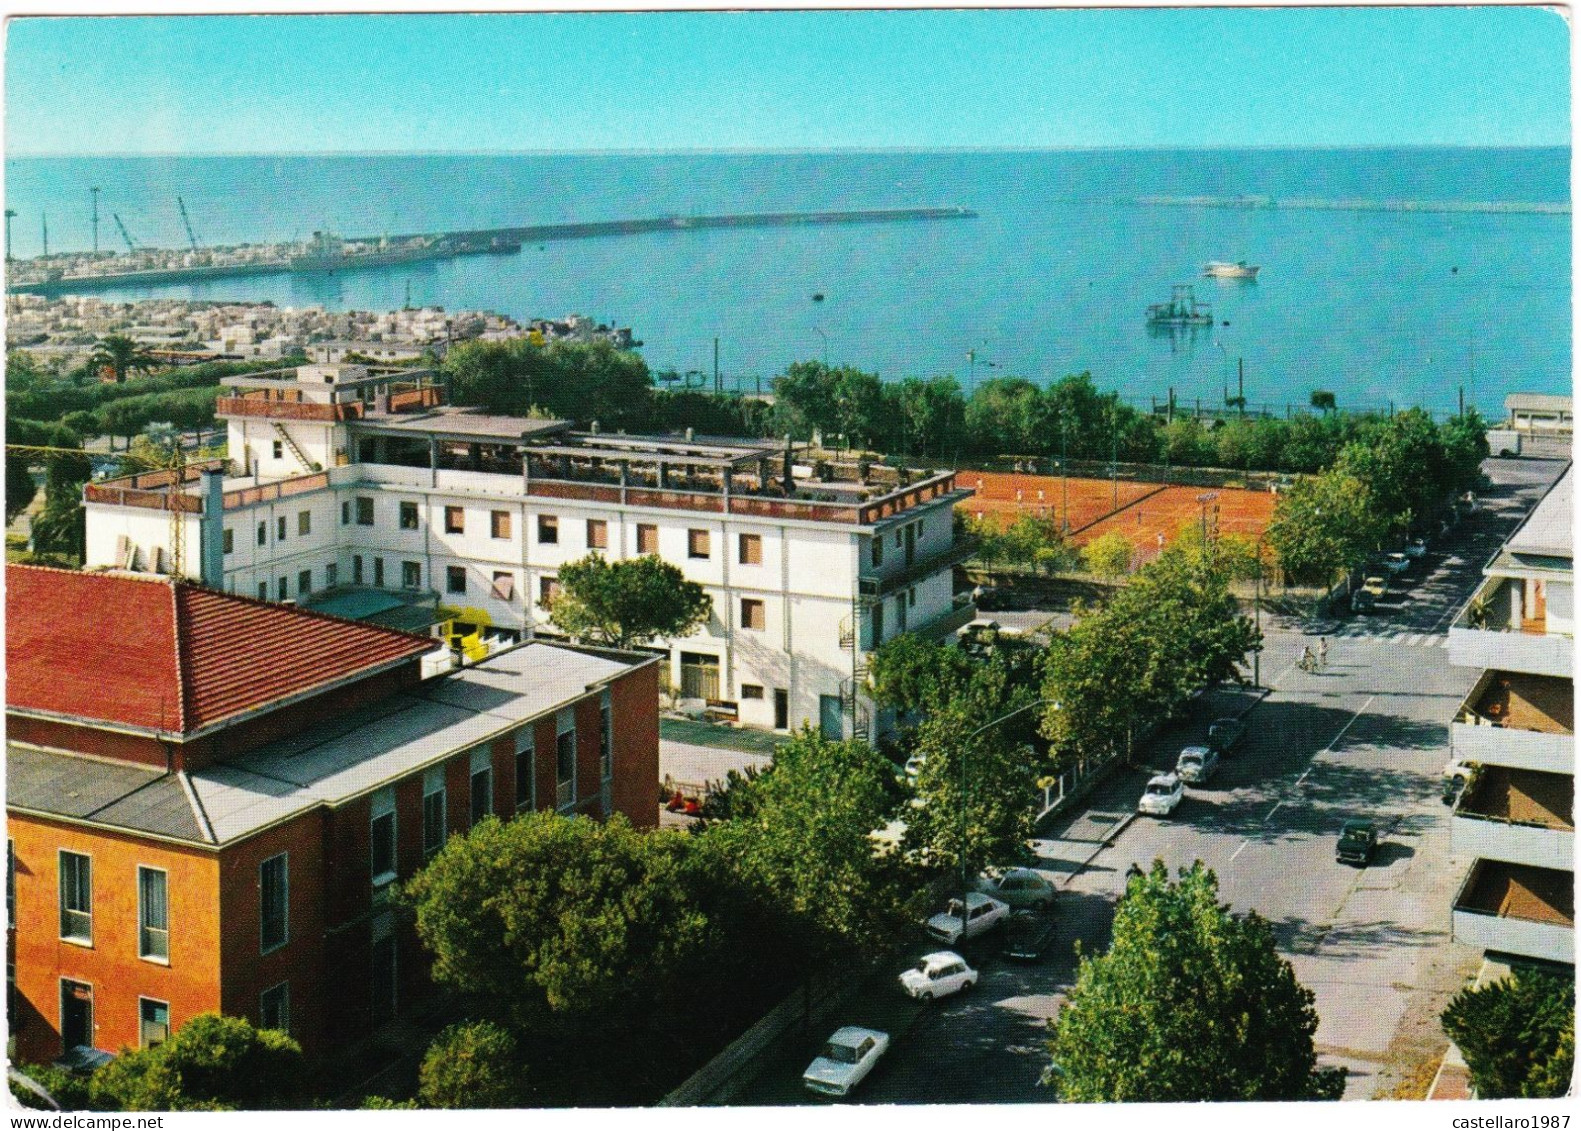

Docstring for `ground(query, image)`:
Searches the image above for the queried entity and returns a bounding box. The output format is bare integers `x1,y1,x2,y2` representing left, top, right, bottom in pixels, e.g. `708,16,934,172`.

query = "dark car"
1336,819,1378,866
1001,909,1057,962
1207,717,1247,756
1350,587,1377,614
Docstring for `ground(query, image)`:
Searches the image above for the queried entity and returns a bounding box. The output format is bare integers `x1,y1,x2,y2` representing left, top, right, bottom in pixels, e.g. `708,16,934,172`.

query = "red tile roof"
6,566,435,735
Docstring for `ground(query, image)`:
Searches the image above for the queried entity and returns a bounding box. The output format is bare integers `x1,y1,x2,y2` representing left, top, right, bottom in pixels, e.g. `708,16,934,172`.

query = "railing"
388,386,441,412
222,471,331,509
216,396,363,422
857,473,958,524
83,483,204,512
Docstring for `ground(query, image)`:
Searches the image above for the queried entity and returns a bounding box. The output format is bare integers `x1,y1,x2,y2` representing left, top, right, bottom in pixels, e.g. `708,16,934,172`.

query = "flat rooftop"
7,641,647,847
1504,467,1572,561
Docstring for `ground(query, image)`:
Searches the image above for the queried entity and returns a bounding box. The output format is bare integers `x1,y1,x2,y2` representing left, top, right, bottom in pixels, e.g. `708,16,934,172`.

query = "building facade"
6,565,660,1062
81,363,976,735
1446,467,1574,967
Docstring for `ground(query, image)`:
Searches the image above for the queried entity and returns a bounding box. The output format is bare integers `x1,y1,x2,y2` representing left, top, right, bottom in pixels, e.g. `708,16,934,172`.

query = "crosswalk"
1310,626,1446,648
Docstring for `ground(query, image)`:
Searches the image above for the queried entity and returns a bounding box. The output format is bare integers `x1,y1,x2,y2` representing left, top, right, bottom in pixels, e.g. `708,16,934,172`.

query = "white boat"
1203,261,1260,279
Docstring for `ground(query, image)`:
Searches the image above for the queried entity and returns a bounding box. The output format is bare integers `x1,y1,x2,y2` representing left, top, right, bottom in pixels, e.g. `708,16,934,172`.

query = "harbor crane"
112,213,137,254
177,196,200,254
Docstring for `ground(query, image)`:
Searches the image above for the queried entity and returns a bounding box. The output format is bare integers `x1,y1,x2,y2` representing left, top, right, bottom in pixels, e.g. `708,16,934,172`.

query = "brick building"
5,565,659,1063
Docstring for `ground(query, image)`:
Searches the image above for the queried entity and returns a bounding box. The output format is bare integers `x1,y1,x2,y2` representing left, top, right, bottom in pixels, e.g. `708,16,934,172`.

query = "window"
277,577,288,601
257,521,267,547
741,683,765,700
137,867,168,962
741,598,766,631
399,501,419,530
341,501,351,525
373,558,385,587
272,440,283,460
277,516,287,542
871,536,883,568
139,998,169,1049
909,587,917,607
353,555,364,585
447,566,467,595
370,788,396,886
539,575,560,606
491,510,511,539
260,853,288,954
600,691,613,782
297,510,311,536
469,747,493,827
556,709,576,810
515,728,535,811
258,582,268,600
298,569,312,596
688,529,711,559
894,528,903,547
586,519,608,549
260,983,290,1034
491,571,515,601
356,496,375,526
325,563,338,588
58,852,91,944
445,506,465,534
422,767,447,859
537,514,559,544
401,561,421,590
636,523,658,555
739,533,762,565
222,528,234,555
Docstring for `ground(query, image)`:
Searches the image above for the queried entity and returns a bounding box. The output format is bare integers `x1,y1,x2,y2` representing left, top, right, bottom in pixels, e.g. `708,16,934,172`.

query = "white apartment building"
83,363,976,736
1446,466,1573,967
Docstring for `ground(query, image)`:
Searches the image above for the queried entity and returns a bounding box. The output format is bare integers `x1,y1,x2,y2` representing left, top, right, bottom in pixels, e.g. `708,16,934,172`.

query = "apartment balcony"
1451,765,1574,870
1447,576,1572,678
1452,859,1574,965
1451,669,1575,774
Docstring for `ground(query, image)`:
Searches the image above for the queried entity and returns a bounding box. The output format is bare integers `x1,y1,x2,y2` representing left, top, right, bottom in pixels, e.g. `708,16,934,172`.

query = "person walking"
1300,644,1317,672
1317,636,1329,671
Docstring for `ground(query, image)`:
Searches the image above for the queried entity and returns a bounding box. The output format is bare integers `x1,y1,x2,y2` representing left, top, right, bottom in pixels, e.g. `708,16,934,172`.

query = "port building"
80,363,976,736
5,564,660,1062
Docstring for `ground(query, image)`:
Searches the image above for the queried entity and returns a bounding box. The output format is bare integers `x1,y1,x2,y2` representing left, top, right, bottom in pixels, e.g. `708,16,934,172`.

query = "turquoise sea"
4,148,1570,415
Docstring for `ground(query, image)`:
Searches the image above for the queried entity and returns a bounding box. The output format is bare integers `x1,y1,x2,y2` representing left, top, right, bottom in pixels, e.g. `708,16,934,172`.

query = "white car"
925,892,1010,944
899,951,978,1001
1138,773,1184,816
903,752,926,785
1383,552,1412,577
1404,537,1429,559
803,1026,890,1097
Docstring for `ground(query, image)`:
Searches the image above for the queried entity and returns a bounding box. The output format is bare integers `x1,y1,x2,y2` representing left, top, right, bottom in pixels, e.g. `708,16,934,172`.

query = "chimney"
199,468,226,586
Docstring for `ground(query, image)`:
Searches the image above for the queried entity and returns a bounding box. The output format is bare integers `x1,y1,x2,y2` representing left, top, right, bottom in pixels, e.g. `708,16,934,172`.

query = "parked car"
925,892,1010,944
1382,552,1412,577
903,752,926,785
1404,536,1429,559
1175,744,1220,784
1336,819,1378,866
803,1026,891,1097
1138,773,1184,817
1001,909,1057,962
1442,758,1475,804
1207,717,1247,756
1350,587,1377,614
1363,575,1389,597
981,867,1056,910
899,951,978,1001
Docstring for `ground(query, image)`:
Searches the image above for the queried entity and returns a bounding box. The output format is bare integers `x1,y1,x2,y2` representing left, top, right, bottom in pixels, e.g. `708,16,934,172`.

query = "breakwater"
6,206,977,296
1129,194,1569,215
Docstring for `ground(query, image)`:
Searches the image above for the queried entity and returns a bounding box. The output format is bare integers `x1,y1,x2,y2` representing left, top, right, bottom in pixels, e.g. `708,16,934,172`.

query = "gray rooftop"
8,642,644,847
1506,393,1573,413
354,406,572,442
1505,467,1573,562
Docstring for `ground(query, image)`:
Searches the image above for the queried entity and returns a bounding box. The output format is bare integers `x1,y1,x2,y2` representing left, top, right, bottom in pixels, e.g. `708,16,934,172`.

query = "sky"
3,7,1572,156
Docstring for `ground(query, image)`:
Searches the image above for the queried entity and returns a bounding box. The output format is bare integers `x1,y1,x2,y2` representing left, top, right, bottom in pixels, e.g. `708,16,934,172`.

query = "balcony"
1451,765,1574,870
1447,577,1571,678
1452,859,1573,964
1451,669,1575,774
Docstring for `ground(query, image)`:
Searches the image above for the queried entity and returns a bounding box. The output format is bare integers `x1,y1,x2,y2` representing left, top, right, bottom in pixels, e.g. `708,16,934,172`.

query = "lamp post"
956,697,1060,942
813,327,828,367
1253,529,1270,688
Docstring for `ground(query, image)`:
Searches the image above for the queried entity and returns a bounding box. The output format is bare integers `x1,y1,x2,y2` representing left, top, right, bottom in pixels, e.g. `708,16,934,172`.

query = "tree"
546,553,712,649
418,1021,523,1108
87,1013,305,1111
867,634,976,720
85,335,160,384
443,338,654,429
1046,861,1341,1102
1310,390,1337,412
964,376,1049,459
402,812,708,1027
1081,530,1133,579
1440,968,1574,1099
893,375,966,459
1336,408,1445,534
1264,468,1386,585
6,452,38,523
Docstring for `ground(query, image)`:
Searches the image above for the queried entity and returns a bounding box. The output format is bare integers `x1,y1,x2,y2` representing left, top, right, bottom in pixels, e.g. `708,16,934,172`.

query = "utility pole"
1237,358,1245,417
1111,405,1119,508
40,212,48,259
91,187,100,255
1060,422,1069,535
3,209,14,262
713,337,720,395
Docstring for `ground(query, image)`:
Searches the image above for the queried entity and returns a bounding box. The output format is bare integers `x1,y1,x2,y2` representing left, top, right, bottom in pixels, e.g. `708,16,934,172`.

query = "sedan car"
982,867,1056,910
1350,587,1378,614
1138,773,1184,817
803,1026,890,1097
925,892,1010,944
1336,819,1378,866
1001,909,1057,962
1382,552,1412,577
1363,575,1390,597
1404,536,1429,559
1175,744,1220,784
1207,717,1247,756
899,951,978,1001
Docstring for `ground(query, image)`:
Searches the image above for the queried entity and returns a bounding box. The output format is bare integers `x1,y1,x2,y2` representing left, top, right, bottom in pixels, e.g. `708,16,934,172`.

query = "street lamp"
967,348,996,393
812,327,828,367
956,697,1060,941
1253,529,1270,689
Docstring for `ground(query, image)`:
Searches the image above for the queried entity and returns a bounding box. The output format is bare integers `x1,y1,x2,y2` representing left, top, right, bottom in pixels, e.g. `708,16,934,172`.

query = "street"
736,457,1566,1106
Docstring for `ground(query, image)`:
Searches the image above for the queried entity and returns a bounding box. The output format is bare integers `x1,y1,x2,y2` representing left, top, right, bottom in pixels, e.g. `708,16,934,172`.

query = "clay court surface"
958,469,1276,558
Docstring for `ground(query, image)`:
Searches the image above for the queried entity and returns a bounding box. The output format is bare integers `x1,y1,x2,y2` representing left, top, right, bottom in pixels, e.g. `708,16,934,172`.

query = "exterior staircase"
272,422,315,473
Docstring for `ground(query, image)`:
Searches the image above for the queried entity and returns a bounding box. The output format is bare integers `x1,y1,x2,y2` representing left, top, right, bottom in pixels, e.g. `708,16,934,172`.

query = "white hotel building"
83,364,976,736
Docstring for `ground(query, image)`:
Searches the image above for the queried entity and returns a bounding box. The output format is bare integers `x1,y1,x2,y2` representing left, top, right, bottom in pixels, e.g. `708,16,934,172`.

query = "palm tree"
86,334,158,384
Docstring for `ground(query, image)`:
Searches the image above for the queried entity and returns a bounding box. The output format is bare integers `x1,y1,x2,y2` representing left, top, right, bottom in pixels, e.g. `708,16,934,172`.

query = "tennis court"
1075,484,1278,560
958,470,1160,534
